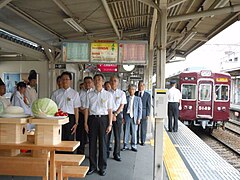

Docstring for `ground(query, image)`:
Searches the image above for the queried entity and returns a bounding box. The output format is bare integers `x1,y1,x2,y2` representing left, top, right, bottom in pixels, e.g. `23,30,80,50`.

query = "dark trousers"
111,113,122,157
62,114,75,141
168,102,179,132
137,117,147,144
88,115,108,171
76,112,86,154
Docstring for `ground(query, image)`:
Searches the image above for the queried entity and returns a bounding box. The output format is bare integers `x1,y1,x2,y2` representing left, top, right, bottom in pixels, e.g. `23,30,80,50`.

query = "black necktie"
139,92,142,97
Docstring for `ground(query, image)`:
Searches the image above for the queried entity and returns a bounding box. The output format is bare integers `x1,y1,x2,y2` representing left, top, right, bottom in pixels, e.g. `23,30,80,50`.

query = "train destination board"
62,42,89,62
119,41,148,64
91,42,118,63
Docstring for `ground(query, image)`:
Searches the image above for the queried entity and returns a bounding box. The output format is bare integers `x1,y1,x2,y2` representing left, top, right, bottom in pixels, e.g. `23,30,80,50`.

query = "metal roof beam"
115,14,151,21
167,0,187,10
0,22,60,53
101,0,121,39
168,4,240,23
52,0,73,17
0,0,11,9
137,0,161,13
0,37,46,61
6,3,65,39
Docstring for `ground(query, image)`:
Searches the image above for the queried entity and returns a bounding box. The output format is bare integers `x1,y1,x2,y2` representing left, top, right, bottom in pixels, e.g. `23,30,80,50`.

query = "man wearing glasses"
51,71,81,141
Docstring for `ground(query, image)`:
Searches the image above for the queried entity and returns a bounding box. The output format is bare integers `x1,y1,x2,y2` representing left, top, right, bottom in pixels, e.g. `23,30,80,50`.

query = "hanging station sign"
97,64,118,72
90,42,118,63
62,41,89,62
118,41,148,64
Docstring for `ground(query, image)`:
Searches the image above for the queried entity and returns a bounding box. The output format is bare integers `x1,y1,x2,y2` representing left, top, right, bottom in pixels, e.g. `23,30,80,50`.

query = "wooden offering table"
0,116,86,180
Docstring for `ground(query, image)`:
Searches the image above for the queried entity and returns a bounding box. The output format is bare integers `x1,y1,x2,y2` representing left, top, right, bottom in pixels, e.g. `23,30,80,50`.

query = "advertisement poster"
97,64,118,72
91,43,118,63
119,42,147,64
62,42,89,62
3,73,20,99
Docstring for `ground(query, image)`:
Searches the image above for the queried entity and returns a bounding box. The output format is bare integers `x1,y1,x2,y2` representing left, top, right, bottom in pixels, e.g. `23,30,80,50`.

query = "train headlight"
222,107,226,111
188,106,192,110
184,105,188,110
217,107,221,111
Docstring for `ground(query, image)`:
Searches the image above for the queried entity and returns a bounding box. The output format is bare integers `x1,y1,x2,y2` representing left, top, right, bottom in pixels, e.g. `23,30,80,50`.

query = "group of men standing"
50,71,151,176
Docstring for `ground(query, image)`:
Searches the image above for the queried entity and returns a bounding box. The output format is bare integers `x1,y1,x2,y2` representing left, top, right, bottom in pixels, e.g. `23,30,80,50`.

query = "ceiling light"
63,18,87,33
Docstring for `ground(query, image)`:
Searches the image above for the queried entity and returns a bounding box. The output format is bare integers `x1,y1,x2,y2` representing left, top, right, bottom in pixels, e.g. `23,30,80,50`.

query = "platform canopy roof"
0,0,240,63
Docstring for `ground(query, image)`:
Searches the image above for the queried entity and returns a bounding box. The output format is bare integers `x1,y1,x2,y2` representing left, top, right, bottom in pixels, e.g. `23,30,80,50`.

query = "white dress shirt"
0,95,10,108
84,88,114,115
79,88,93,109
51,87,81,114
109,88,127,112
127,95,134,118
167,87,181,103
138,91,144,97
11,91,32,115
25,85,38,105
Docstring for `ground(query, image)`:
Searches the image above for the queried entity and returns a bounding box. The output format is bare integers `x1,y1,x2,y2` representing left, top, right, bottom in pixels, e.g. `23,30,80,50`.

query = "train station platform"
164,121,240,180
1,120,240,180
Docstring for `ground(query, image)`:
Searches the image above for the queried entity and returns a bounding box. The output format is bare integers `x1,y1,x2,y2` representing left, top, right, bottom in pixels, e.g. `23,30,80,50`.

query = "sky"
165,21,240,77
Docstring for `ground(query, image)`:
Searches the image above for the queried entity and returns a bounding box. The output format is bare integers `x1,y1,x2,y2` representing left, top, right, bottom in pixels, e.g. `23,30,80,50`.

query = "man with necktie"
135,81,151,146
123,84,142,152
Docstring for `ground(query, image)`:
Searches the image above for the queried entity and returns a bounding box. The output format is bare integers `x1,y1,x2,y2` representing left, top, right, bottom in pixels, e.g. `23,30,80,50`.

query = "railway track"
225,119,240,136
195,128,240,172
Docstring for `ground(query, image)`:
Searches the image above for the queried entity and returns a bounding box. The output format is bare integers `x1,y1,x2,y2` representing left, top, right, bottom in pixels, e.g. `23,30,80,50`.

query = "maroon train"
178,70,231,131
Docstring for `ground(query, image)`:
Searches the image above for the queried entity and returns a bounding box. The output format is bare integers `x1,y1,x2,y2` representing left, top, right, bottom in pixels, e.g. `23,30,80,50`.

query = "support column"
154,1,167,179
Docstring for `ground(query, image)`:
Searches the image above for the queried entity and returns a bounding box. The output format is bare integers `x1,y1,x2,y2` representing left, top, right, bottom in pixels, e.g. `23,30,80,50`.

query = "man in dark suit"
135,81,151,146
123,84,142,152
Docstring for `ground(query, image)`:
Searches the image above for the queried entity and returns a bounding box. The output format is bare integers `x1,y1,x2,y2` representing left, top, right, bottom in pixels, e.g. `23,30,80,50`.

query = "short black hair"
17,81,27,89
84,76,93,81
56,75,61,82
104,81,110,86
170,80,176,85
61,71,72,80
94,74,105,80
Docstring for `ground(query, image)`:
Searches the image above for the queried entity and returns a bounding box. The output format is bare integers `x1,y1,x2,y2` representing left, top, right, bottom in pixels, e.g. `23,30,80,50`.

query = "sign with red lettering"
91,43,118,63
97,64,118,72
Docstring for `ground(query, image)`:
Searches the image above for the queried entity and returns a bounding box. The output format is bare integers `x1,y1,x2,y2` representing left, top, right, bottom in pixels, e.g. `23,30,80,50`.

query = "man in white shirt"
76,76,94,154
25,70,38,106
0,78,10,108
84,74,113,176
167,80,181,132
51,71,81,141
109,75,127,161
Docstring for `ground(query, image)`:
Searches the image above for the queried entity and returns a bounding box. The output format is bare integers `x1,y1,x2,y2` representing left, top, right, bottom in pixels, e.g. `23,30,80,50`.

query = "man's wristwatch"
113,111,118,117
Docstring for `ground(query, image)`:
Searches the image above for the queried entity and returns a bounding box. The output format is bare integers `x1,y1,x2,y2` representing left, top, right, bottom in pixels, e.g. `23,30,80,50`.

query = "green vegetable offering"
32,98,58,117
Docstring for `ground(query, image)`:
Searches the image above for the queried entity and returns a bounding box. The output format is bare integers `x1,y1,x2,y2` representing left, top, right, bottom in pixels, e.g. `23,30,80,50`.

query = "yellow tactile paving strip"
163,131,193,180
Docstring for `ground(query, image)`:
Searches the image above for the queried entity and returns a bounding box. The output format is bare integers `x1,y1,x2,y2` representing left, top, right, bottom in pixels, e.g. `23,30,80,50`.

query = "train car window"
215,85,229,101
182,84,196,100
199,84,211,101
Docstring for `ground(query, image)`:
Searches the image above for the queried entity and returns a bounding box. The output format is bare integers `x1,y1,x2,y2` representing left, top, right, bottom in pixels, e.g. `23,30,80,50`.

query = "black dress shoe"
131,148,138,152
121,147,129,151
114,155,121,161
99,170,106,176
168,129,172,132
140,143,145,146
87,169,97,175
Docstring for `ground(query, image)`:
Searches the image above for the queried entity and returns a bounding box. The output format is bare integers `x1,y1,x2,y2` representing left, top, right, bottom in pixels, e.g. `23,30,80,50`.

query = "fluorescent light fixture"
178,31,197,49
63,18,87,33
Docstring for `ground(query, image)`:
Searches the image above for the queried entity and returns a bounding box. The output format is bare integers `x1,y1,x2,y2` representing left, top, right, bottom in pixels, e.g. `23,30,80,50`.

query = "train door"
197,80,213,119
